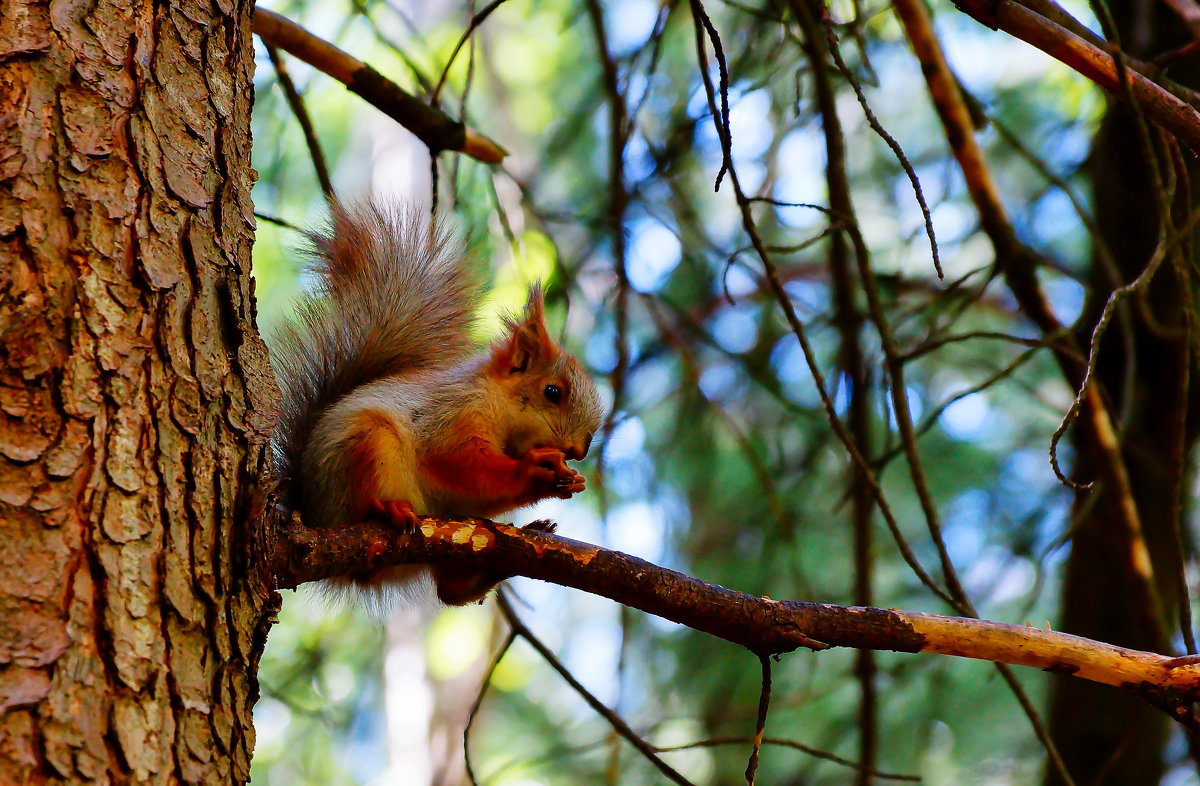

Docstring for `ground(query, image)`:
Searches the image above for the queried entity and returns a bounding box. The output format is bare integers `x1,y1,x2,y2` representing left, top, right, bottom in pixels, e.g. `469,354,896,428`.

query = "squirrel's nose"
567,432,594,461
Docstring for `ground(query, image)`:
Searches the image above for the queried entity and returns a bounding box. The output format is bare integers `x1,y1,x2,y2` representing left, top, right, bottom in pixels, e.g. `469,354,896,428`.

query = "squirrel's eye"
543,384,562,404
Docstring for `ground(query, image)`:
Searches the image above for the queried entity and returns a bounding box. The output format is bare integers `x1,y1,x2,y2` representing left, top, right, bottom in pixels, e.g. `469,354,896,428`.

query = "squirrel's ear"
492,284,554,374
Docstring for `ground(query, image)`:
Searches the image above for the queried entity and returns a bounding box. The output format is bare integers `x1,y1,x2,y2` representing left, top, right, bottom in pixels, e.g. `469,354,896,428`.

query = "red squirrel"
272,202,603,607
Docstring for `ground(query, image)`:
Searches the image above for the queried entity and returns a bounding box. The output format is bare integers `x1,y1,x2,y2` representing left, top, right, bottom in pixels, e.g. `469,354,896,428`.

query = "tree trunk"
0,2,277,783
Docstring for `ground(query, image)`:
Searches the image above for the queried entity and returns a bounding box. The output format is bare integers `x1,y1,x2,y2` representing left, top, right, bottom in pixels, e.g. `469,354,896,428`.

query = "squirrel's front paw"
367,499,420,534
522,447,567,483
521,447,584,498
552,468,586,499
524,446,569,474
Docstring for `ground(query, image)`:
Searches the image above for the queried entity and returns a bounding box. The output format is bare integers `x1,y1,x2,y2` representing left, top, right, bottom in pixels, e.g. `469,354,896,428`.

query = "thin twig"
349,0,435,94
872,347,1043,472
994,662,1074,782
585,0,633,513
264,44,336,200
1169,298,1196,655
497,593,697,786
897,330,1060,362
625,0,676,125
645,298,799,541
794,3,1077,778
450,0,480,208
253,211,301,231
893,0,1164,662
821,17,941,280
989,115,1138,427
793,0,970,613
745,654,772,786
654,737,919,781
433,0,512,103
1167,137,1198,656
894,0,1172,701
1046,209,1200,490
463,630,516,786
689,0,732,190
821,78,879,776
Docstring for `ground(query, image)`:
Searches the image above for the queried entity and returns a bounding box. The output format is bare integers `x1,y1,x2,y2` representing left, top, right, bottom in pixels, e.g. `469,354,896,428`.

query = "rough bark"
0,1,277,783
1047,4,1200,783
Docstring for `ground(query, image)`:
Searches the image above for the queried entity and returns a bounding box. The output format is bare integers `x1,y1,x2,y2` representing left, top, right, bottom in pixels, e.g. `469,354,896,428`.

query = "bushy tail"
270,201,479,509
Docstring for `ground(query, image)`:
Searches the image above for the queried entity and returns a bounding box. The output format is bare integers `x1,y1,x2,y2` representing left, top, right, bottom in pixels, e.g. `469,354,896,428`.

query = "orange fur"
422,437,582,518
430,565,503,606
344,410,412,521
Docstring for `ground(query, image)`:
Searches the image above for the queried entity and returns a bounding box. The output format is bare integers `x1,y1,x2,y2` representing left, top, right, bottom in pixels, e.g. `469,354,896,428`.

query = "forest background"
246,0,1198,783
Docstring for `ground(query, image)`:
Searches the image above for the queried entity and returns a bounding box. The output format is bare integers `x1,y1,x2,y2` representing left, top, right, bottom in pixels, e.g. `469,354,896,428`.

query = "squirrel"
271,201,604,608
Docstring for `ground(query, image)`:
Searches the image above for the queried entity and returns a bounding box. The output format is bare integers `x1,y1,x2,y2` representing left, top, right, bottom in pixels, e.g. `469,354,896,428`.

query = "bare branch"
951,0,1200,146
272,515,1200,712
252,7,506,163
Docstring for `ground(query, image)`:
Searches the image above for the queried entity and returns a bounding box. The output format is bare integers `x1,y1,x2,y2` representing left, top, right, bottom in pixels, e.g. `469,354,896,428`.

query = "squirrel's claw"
521,447,587,499
552,470,586,499
367,499,420,534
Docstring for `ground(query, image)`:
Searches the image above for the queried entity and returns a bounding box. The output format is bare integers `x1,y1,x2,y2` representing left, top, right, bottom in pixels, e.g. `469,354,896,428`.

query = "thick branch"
1019,0,1200,108
252,7,506,163
952,0,1200,147
273,516,1200,704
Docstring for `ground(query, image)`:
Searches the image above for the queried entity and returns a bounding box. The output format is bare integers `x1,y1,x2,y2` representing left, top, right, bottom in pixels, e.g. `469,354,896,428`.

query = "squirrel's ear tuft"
492,283,555,375
523,283,546,323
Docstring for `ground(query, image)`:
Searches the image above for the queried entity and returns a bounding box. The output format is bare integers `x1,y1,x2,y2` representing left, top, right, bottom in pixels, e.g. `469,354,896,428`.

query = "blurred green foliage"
247,0,1195,784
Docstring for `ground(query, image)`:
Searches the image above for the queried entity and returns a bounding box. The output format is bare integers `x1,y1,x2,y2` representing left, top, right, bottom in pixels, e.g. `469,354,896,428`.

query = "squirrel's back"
270,202,479,512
